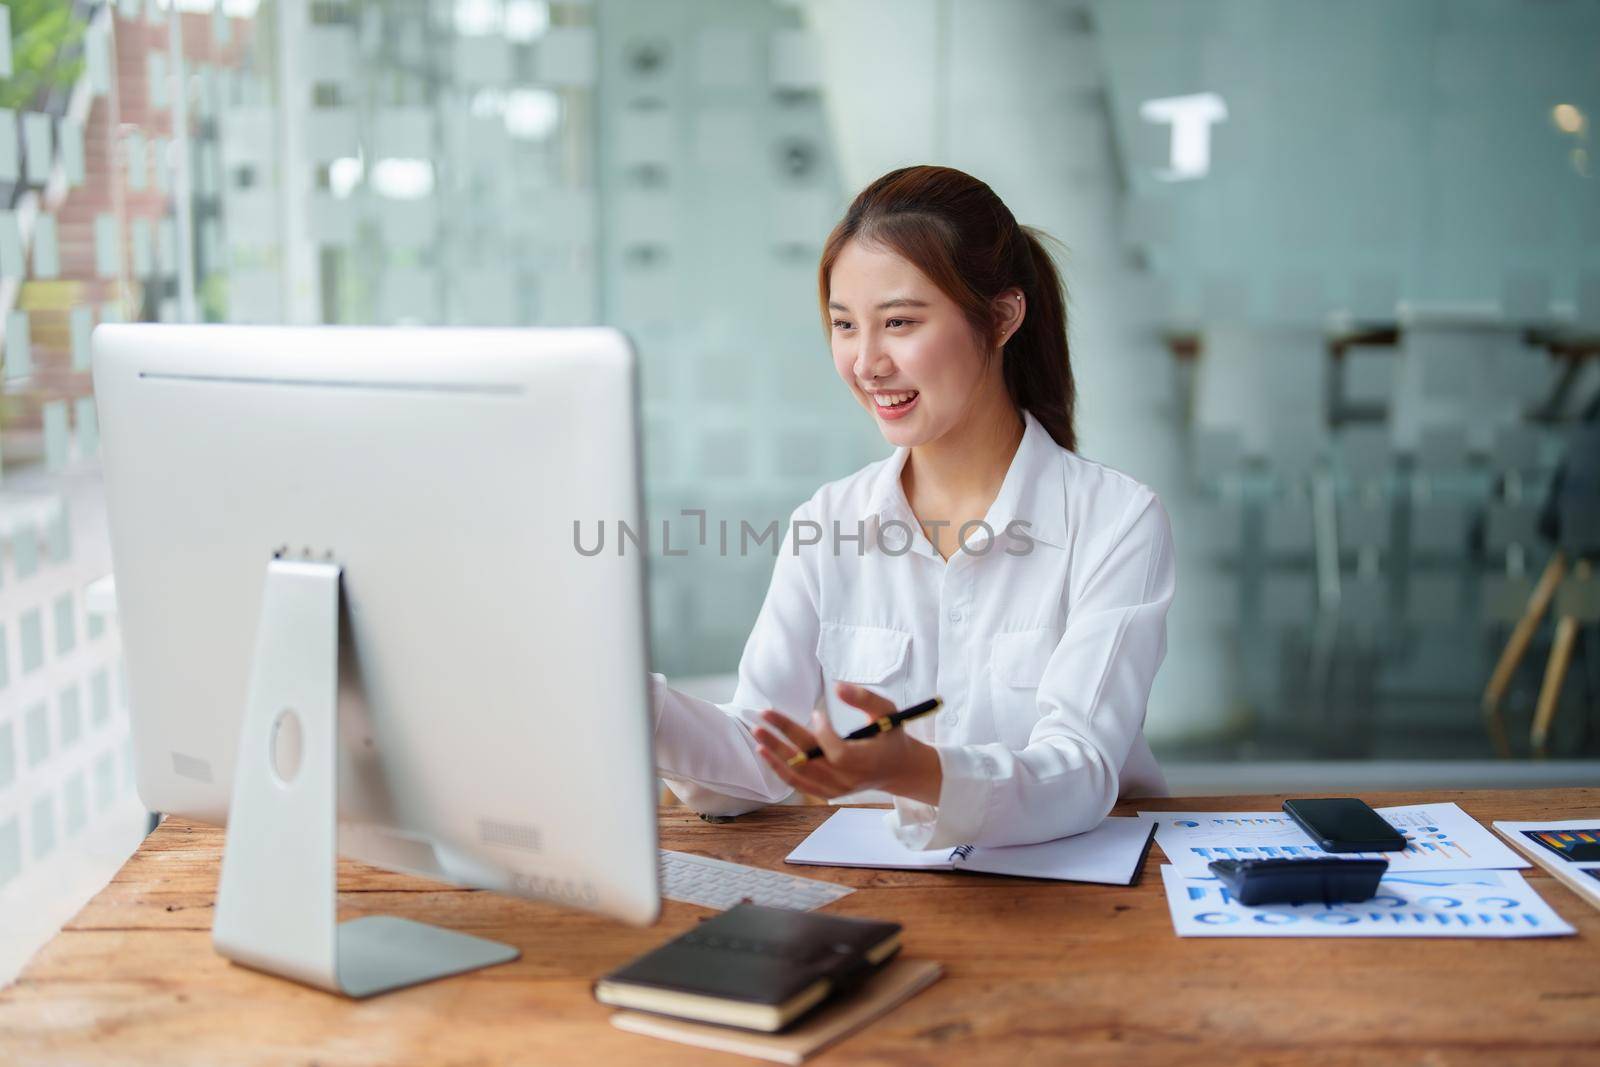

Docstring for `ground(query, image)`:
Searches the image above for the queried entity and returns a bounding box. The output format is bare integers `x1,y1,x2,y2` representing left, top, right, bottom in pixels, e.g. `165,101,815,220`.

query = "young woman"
650,165,1175,850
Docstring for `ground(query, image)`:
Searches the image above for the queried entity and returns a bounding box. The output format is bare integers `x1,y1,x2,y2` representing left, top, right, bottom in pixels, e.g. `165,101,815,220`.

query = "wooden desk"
3,789,1597,1064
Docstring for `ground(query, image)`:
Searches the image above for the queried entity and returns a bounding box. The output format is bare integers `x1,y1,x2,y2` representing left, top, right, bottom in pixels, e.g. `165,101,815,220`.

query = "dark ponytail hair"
817,165,1076,452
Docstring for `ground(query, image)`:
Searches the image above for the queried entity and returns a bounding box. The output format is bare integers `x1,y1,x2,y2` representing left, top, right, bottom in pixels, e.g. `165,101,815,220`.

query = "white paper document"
785,808,1155,886
1141,803,1530,878
1160,865,1574,938
1493,820,1600,913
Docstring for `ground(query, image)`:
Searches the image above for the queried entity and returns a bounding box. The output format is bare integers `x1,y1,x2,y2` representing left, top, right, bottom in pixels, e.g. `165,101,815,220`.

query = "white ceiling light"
453,0,500,38
328,156,363,199
505,1,550,43
504,89,561,141
370,158,435,200
1139,92,1228,182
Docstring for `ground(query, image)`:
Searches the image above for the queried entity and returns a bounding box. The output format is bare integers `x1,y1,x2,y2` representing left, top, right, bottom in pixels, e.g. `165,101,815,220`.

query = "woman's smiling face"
826,238,1006,449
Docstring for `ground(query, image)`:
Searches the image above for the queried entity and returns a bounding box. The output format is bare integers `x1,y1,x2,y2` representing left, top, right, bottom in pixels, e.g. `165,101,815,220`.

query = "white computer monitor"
92,324,659,996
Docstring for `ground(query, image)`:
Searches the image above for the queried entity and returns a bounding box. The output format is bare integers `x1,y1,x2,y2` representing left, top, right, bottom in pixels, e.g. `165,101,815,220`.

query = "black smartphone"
1282,798,1407,852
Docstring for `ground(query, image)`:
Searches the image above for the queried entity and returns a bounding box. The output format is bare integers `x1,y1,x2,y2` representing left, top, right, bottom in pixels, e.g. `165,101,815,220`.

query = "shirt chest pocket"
988,628,1059,748
815,622,912,727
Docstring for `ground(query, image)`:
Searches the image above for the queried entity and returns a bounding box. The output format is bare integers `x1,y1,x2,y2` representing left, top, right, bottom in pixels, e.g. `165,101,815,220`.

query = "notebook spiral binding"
951,845,976,861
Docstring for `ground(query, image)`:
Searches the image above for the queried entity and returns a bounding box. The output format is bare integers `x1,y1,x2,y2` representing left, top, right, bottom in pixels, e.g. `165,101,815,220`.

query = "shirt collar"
863,409,1068,557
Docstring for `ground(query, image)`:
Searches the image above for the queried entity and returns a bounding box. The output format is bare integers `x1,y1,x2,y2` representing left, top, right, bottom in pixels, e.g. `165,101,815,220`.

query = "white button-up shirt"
650,409,1174,850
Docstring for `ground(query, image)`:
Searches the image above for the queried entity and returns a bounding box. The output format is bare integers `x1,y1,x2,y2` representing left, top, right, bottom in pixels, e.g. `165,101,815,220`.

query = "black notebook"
593,904,903,1033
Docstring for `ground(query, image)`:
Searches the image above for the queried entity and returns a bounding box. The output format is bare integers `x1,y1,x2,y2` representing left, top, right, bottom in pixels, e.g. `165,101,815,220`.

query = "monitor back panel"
93,324,658,924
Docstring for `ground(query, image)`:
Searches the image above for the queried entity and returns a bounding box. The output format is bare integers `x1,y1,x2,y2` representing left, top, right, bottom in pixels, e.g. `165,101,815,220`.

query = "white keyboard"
658,849,854,912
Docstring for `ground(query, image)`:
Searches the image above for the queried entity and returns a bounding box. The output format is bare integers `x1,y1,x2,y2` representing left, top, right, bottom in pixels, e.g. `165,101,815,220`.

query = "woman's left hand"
752,682,943,805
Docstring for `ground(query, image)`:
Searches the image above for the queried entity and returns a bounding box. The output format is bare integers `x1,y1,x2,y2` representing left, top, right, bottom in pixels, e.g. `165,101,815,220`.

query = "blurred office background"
1,0,1597,978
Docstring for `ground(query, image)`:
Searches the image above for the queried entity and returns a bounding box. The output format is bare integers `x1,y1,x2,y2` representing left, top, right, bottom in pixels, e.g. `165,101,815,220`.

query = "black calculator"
1207,857,1388,906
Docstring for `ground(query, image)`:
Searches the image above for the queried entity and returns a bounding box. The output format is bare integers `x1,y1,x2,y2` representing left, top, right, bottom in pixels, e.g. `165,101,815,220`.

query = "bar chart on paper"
1160,867,1575,939
1493,819,1600,915
1522,828,1600,863
1141,804,1530,878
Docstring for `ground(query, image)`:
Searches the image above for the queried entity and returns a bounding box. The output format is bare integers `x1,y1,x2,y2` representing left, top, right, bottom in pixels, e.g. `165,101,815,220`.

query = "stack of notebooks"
596,904,941,1064
595,811,1160,1060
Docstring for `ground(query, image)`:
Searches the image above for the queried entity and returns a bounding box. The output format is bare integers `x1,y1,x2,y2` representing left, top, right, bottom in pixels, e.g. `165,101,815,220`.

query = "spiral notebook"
785,808,1156,885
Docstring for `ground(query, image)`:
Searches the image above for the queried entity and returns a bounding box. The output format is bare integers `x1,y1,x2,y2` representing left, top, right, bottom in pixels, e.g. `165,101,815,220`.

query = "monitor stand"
211,558,519,997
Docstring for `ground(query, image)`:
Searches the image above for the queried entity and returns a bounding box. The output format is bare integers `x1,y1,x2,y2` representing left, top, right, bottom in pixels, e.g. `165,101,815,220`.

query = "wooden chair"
1483,551,1568,755
1482,423,1600,755
1532,559,1596,755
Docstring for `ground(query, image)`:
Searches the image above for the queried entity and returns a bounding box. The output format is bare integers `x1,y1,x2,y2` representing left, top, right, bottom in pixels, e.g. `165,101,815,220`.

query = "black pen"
786,697,943,767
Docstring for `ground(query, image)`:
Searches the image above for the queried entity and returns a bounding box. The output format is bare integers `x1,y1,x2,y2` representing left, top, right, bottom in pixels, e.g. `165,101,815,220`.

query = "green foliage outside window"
1,0,88,112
